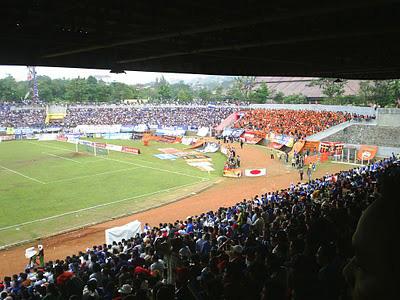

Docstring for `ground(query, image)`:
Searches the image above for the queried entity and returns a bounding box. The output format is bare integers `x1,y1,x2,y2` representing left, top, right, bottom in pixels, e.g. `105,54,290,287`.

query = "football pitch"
0,139,226,248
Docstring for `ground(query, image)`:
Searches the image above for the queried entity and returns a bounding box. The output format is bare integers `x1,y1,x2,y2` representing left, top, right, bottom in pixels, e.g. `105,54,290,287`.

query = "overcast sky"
0,65,216,84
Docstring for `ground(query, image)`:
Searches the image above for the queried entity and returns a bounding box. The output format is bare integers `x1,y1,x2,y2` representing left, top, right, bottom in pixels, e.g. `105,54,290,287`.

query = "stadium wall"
377,108,400,127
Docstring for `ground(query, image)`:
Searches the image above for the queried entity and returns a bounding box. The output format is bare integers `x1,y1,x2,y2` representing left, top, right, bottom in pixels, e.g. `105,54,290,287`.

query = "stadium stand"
1,156,398,300
235,109,352,140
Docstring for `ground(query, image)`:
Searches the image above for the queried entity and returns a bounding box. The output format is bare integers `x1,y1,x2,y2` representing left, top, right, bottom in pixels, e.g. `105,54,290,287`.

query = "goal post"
75,141,109,156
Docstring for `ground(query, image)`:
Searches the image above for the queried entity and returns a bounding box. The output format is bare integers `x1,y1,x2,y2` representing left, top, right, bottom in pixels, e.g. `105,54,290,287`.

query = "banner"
244,168,266,177
357,145,378,161
320,142,344,154
155,128,186,137
196,127,209,137
6,127,15,135
36,133,58,141
241,131,264,144
222,128,244,138
94,142,107,149
102,132,132,140
121,146,140,155
269,133,294,147
74,125,121,134
105,220,141,245
57,135,68,142
105,144,123,152
0,135,15,141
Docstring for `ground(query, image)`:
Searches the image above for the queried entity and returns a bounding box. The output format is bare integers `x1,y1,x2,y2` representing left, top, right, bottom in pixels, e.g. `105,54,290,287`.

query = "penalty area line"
99,156,209,180
42,152,82,163
0,165,45,184
0,179,209,232
46,166,142,184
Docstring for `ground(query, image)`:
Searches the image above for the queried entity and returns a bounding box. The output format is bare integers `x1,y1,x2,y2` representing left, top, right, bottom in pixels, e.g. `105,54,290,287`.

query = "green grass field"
0,139,226,248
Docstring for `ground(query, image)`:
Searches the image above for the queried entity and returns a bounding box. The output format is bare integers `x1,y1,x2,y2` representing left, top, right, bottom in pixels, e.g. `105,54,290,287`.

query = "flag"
245,168,266,177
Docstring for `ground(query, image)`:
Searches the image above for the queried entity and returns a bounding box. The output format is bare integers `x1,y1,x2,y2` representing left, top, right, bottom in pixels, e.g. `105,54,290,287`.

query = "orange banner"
357,145,378,161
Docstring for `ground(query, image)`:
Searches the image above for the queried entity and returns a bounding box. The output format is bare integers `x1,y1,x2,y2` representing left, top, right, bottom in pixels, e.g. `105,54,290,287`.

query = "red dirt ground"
0,143,349,276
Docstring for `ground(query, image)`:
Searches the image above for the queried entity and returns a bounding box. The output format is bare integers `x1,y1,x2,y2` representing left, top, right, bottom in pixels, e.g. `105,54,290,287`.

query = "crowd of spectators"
0,102,45,127
63,107,237,129
235,109,354,139
1,155,398,300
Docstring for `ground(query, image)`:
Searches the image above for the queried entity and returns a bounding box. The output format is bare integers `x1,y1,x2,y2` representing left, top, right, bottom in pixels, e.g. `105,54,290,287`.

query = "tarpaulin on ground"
197,127,209,137
187,161,215,171
154,154,178,160
105,220,141,245
187,140,205,149
158,148,180,154
223,168,242,178
216,112,240,131
357,145,378,161
197,142,220,153
241,131,264,144
181,136,198,146
244,168,266,177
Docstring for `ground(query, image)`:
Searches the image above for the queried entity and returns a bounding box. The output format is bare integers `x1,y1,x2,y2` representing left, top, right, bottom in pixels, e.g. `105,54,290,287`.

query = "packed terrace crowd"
63,107,238,129
235,109,358,139
1,155,398,300
1,103,372,138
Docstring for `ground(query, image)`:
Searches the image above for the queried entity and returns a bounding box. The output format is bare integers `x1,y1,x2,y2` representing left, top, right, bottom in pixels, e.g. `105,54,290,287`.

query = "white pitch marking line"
27,141,72,152
46,167,141,184
0,165,45,184
42,152,82,163
99,156,209,180
0,180,208,232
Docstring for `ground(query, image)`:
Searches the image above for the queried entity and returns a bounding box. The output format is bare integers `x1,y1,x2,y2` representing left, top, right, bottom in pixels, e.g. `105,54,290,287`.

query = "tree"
232,76,257,100
154,76,171,100
249,82,270,103
282,94,307,104
197,88,212,102
273,91,285,103
0,75,19,101
307,78,348,100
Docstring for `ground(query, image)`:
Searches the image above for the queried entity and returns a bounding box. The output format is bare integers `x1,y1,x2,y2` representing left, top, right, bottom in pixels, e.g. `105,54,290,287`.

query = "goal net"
76,141,109,156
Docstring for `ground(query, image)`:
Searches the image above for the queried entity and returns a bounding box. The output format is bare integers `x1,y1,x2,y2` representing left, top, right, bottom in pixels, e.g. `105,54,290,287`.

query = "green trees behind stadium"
0,74,399,107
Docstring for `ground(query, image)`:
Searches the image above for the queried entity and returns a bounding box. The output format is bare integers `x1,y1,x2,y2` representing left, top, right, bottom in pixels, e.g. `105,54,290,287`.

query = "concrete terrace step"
305,120,377,141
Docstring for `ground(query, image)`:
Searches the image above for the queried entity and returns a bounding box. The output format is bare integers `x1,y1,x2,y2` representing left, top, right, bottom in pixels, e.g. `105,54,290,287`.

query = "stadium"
0,2,400,300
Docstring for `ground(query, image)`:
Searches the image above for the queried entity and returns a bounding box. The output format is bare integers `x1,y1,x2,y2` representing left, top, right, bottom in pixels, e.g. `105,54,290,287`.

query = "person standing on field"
299,168,304,181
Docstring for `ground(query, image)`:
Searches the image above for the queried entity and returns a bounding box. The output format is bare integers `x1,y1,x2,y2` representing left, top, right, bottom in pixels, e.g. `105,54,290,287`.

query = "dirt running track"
0,143,349,276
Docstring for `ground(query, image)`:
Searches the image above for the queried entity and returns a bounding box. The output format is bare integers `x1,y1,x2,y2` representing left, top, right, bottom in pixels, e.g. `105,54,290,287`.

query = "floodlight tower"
27,66,39,102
